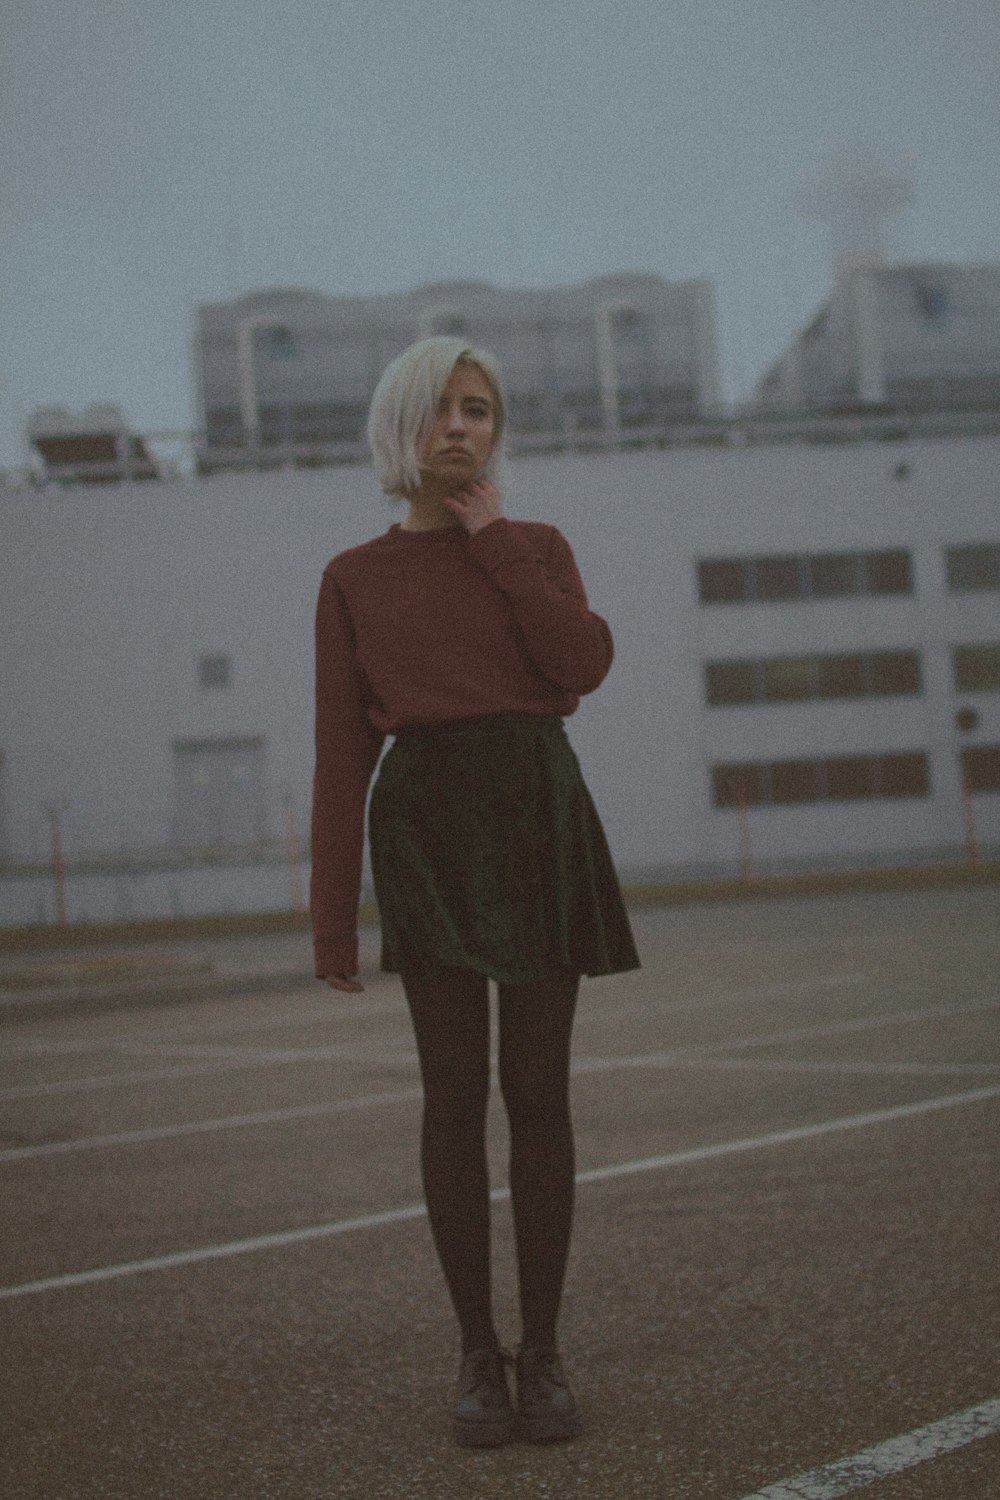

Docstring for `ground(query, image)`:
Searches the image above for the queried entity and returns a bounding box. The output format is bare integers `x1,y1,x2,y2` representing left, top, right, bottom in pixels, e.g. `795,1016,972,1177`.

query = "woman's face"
417,362,496,489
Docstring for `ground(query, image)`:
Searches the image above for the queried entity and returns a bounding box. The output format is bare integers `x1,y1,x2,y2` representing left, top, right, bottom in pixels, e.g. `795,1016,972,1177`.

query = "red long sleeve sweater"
309,516,614,978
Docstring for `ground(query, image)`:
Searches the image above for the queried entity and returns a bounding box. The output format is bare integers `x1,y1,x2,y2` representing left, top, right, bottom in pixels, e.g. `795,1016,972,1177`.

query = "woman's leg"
401,966,497,1354
497,972,580,1350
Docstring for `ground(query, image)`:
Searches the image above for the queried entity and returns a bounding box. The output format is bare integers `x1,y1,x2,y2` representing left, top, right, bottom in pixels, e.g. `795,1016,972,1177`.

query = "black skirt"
368,714,640,984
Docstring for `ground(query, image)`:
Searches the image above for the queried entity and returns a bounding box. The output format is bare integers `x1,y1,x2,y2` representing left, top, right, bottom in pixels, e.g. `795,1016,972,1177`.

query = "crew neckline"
389,522,465,541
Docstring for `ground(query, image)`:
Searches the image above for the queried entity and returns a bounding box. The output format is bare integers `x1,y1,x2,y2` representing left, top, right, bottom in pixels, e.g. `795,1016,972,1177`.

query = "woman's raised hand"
324,973,365,993
443,477,502,535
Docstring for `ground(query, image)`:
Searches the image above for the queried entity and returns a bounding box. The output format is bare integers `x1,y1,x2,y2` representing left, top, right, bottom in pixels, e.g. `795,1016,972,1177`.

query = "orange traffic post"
961,776,980,868
736,791,756,883
285,798,305,914
48,807,68,927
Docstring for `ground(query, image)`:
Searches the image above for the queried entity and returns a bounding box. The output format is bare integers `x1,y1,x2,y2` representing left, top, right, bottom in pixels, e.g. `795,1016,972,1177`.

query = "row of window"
697,543,1000,605
707,650,918,706
199,639,1000,710
712,745,1000,809
704,643,1000,706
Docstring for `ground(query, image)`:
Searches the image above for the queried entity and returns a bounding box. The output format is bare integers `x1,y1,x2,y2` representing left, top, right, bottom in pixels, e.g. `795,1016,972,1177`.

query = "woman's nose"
444,402,467,433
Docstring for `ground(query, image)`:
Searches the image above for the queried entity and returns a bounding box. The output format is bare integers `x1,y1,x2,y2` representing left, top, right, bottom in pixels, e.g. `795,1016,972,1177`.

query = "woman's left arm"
467,516,614,695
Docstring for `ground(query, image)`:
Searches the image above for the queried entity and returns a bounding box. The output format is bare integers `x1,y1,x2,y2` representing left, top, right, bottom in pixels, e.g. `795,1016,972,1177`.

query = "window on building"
911,277,949,321
961,745,1000,793
171,736,267,847
771,758,821,803
710,750,930,808
698,559,748,604
825,756,875,800
205,406,243,446
878,752,930,798
953,645,1000,693
754,556,804,602
816,654,866,698
429,310,469,336
946,544,1000,593
705,661,757,705
865,551,913,595
698,548,914,606
704,650,922,707
867,651,922,696
608,306,654,420
761,657,813,702
256,324,296,357
711,763,767,808
198,653,232,690
810,554,861,597
291,401,366,445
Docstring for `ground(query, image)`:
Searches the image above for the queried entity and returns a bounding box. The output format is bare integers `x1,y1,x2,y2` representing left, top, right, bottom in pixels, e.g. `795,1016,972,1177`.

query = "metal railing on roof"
4,405,1000,490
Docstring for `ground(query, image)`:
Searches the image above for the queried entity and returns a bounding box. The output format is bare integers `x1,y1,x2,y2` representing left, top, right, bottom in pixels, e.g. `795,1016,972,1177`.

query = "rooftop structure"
193,274,722,473
27,404,159,485
752,262,1000,417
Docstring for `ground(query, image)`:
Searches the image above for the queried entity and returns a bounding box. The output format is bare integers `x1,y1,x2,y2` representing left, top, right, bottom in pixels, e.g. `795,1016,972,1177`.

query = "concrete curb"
3,863,997,958
1,861,996,1024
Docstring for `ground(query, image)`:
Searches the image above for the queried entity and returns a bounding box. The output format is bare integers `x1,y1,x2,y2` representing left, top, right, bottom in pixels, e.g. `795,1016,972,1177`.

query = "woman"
310,336,639,1447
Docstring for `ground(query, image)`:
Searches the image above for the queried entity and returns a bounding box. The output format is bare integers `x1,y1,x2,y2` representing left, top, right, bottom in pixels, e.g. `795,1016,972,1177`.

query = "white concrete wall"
1,431,998,922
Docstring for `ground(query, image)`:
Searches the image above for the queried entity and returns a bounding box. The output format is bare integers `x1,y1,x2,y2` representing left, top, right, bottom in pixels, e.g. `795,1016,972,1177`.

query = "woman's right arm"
310,567,384,985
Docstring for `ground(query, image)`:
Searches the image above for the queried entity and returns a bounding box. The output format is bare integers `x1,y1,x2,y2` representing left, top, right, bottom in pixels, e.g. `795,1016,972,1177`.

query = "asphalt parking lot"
2,883,999,1499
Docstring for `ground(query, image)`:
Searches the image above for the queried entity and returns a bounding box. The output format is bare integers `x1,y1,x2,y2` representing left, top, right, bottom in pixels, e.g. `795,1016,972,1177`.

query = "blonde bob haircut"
366,336,508,500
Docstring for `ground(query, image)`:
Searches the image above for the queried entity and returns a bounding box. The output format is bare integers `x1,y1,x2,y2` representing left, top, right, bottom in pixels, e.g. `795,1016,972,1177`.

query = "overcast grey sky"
3,0,998,467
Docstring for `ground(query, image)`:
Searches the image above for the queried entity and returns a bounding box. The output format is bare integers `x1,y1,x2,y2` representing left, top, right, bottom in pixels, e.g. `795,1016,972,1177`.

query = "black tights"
402,966,579,1354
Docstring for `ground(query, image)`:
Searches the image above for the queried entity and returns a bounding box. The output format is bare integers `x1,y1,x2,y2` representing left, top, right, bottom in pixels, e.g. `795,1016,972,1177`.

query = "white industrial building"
3,261,999,928
3,417,998,928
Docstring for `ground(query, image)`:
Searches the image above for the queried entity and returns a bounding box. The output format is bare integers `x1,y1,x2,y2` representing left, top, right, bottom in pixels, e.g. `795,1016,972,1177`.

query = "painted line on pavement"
574,1054,1000,1080
573,971,870,1026
0,1041,413,1101
0,995,406,1058
2,1081,998,1302
735,1395,1000,1499
5,1056,997,1166
2,990,996,1105
0,973,861,1063
0,1060,281,1101
573,994,1000,1078
0,1087,424,1163
573,1082,1000,1186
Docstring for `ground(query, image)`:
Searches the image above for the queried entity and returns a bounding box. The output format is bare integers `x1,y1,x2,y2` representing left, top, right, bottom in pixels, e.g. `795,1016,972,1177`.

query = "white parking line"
5,1054,997,1166
736,1395,1000,1499
112,1039,414,1062
575,1055,1000,1079
0,974,860,1063
0,1087,424,1163
573,994,1000,1078
2,992,996,1104
0,1041,414,1101
0,1060,285,1101
573,971,870,1025
0,995,406,1059
2,1081,997,1301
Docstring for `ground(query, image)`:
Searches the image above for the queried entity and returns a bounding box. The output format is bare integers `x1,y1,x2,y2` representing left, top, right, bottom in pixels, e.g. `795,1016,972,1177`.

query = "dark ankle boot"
452,1347,516,1447
515,1345,582,1442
